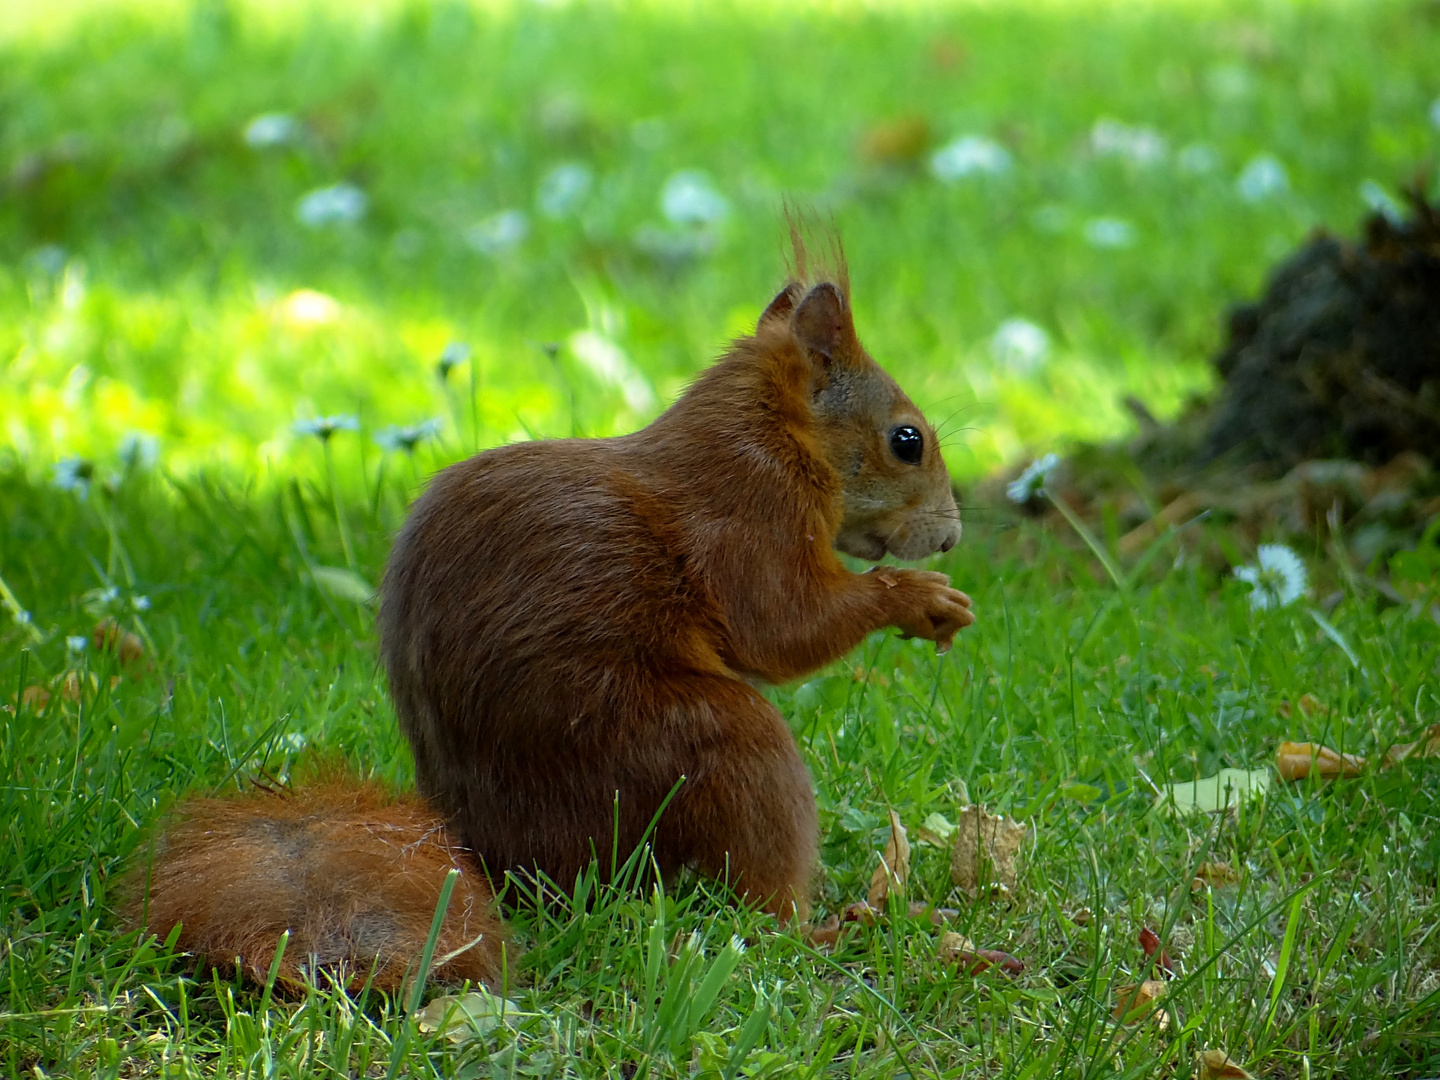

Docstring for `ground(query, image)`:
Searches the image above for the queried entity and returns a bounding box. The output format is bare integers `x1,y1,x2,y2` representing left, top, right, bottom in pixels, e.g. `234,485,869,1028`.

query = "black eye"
889,425,924,465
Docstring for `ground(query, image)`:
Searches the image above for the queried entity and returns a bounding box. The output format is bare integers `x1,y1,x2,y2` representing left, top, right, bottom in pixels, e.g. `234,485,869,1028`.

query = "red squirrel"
124,238,974,992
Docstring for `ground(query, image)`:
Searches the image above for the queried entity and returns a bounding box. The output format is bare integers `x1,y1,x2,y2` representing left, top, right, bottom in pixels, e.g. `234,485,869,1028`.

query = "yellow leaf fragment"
1112,980,1168,1026
1191,861,1241,890
94,618,145,665
1158,768,1270,814
866,808,911,907
1276,740,1364,781
1196,1049,1254,1079
1381,723,1440,768
950,805,1028,898
416,990,530,1044
935,932,977,963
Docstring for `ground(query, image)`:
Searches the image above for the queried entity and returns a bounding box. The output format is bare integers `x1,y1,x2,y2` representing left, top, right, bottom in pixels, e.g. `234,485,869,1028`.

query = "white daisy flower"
293,415,360,442
1084,217,1137,249
243,113,300,149
54,458,95,496
990,319,1051,375
1007,453,1060,504
374,418,444,454
660,171,729,227
132,595,151,612
437,341,471,380
930,135,1012,181
537,162,593,218
1236,155,1288,202
1358,180,1404,224
295,184,368,227
1089,119,1167,166
118,432,159,469
1177,143,1220,175
1234,544,1308,610
66,635,88,654
466,210,529,255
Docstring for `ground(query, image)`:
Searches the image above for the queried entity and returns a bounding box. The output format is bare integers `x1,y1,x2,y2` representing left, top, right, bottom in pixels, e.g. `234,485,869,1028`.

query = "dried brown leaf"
840,901,878,926
907,901,959,926
867,809,911,908
94,618,144,665
1112,980,1168,1026
805,915,843,949
1196,1049,1254,1079
950,805,1028,898
1381,723,1440,768
1276,740,1365,781
1138,927,1175,977
935,931,976,963
1192,861,1241,889
21,684,51,709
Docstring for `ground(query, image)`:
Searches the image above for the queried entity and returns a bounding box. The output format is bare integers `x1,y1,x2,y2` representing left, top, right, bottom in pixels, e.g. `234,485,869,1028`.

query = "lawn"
2,0,1440,1076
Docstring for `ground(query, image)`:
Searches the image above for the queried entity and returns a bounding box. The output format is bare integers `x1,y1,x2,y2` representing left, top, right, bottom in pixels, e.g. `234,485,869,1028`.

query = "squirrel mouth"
836,531,890,562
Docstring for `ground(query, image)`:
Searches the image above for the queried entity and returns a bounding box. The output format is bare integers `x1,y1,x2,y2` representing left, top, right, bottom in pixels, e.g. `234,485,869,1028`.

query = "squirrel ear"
792,282,850,360
758,283,804,331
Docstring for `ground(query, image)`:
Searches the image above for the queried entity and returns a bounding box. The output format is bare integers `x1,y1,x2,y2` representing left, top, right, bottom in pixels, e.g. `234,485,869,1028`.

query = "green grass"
3,451,1439,1077
2,0,1438,478
3,0,1440,1076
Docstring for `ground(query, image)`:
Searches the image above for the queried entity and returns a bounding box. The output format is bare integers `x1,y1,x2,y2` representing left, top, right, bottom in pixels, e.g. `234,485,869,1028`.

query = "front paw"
871,568,975,652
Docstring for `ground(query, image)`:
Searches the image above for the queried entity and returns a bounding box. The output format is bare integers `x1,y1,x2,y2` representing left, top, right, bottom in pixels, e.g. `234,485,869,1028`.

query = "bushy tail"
121,780,504,994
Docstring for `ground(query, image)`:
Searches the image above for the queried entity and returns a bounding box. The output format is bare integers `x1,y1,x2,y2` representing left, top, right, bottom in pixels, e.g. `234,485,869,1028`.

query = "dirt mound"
1203,190,1440,468
983,188,1440,570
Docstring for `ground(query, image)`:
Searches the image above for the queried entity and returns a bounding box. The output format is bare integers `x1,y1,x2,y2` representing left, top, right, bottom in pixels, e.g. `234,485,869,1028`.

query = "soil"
980,187,1440,575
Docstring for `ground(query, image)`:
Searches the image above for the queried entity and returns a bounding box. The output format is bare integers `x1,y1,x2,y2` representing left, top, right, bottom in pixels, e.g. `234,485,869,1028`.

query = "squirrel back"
124,234,973,990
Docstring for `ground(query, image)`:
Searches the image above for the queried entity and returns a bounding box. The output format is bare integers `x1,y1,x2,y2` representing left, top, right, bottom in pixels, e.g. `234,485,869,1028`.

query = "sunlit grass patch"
4,0,1439,480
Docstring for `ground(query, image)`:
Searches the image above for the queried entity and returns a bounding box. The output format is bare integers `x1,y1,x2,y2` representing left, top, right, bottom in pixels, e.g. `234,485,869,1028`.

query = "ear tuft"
758,283,804,331
792,282,849,359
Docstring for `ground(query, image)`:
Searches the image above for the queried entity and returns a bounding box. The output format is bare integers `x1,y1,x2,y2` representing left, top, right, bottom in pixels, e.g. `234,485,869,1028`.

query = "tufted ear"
791,282,851,360
757,283,804,331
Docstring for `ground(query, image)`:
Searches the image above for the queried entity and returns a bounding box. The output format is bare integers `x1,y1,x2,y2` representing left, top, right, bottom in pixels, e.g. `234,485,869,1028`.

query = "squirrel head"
759,281,962,562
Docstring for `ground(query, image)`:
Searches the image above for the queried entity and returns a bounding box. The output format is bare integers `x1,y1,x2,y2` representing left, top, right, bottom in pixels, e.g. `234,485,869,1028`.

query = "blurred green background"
2,0,1438,484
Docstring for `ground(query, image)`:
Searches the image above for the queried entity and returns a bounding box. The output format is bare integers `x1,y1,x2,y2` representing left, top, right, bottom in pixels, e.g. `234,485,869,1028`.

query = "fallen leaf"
311,565,375,605
1138,927,1174,977
1196,1049,1254,1079
1276,741,1364,781
1112,980,1168,1026
416,990,532,1044
935,931,976,962
1381,723,1440,768
805,914,843,949
1157,768,1271,814
21,685,51,709
937,933,1022,975
867,808,911,908
859,116,932,167
58,670,99,701
93,618,144,665
841,901,878,926
913,811,957,847
851,665,890,687
1192,861,1242,890
950,805,1028,898
906,901,959,926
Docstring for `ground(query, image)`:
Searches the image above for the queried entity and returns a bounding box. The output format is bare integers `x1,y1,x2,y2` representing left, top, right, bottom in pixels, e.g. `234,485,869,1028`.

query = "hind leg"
649,676,818,920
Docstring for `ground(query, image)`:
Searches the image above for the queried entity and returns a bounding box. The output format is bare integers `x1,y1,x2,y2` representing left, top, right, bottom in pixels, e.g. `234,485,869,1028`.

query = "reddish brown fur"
124,237,973,987
380,247,972,919
122,782,504,993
